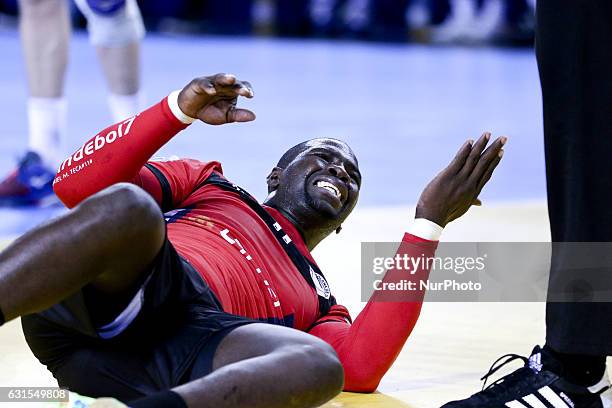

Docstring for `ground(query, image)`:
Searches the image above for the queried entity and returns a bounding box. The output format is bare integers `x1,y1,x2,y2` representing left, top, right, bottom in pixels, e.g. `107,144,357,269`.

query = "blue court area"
0,29,544,237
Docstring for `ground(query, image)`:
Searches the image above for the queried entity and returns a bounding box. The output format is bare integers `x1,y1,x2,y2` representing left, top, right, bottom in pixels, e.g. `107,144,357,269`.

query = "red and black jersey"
53,96,439,392
137,158,340,330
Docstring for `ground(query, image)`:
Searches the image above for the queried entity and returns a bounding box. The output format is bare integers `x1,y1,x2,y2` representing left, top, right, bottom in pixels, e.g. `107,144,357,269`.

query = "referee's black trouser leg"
537,0,612,355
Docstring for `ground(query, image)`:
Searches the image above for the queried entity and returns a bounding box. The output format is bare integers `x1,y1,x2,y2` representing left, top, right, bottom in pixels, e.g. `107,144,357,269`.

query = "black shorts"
21,238,257,402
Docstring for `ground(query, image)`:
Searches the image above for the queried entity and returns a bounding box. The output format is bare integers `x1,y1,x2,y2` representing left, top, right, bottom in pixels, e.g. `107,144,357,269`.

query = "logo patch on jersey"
310,266,331,299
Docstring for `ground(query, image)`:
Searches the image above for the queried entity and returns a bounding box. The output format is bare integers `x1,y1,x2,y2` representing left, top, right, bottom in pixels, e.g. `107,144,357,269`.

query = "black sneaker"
442,346,611,408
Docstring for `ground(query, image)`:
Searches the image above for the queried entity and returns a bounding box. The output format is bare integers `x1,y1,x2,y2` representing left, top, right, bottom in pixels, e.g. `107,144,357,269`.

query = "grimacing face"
270,139,361,233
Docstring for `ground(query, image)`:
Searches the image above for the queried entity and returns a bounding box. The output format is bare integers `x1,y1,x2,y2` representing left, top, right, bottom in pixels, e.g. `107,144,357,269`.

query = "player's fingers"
212,80,253,99
228,108,256,123
239,80,254,98
234,81,254,98
203,80,217,95
475,149,504,196
242,80,253,94
214,73,237,87
192,77,217,95
468,136,507,185
446,139,473,174
458,132,491,178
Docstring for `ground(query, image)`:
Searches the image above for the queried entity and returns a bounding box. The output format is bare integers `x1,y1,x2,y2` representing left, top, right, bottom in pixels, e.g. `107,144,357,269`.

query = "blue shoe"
0,151,58,206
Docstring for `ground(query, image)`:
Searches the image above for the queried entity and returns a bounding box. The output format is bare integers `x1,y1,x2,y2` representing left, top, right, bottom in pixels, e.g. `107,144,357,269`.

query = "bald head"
264,137,361,249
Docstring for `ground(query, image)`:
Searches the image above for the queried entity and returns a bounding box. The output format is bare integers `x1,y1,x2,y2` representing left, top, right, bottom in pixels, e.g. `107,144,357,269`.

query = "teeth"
315,181,340,198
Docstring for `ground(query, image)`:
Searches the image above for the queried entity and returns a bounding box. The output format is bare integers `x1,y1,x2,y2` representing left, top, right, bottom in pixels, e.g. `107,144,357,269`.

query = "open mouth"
314,180,342,200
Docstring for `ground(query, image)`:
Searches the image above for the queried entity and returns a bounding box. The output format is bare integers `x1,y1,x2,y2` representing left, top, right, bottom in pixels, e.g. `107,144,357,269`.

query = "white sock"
27,97,67,167
108,91,144,122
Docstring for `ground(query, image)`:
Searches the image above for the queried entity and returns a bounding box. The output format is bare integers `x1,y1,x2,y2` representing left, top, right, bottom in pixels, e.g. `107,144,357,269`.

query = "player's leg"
22,240,342,407
131,323,344,408
0,183,164,323
73,0,145,121
18,0,69,165
19,0,69,99
96,42,141,120
0,0,71,206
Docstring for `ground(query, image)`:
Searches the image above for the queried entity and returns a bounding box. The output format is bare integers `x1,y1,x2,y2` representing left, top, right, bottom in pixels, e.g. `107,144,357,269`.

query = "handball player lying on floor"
0,73,506,408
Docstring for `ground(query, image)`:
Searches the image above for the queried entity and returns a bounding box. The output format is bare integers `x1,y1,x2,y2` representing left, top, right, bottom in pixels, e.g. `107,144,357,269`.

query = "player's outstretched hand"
415,132,507,227
177,73,255,125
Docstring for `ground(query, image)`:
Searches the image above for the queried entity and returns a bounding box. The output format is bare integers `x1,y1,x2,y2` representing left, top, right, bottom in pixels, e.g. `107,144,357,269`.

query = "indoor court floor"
1,28,605,407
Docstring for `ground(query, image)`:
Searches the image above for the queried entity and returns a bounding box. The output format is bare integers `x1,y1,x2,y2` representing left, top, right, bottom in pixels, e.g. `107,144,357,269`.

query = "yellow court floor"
2,202,609,407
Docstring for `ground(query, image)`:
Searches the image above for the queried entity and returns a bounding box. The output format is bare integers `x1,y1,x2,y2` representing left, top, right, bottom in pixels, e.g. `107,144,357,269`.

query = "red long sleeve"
53,97,188,208
309,232,437,392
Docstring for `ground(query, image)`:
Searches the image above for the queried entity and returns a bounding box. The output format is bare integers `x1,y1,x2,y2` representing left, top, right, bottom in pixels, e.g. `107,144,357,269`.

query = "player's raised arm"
310,133,507,392
53,73,255,208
